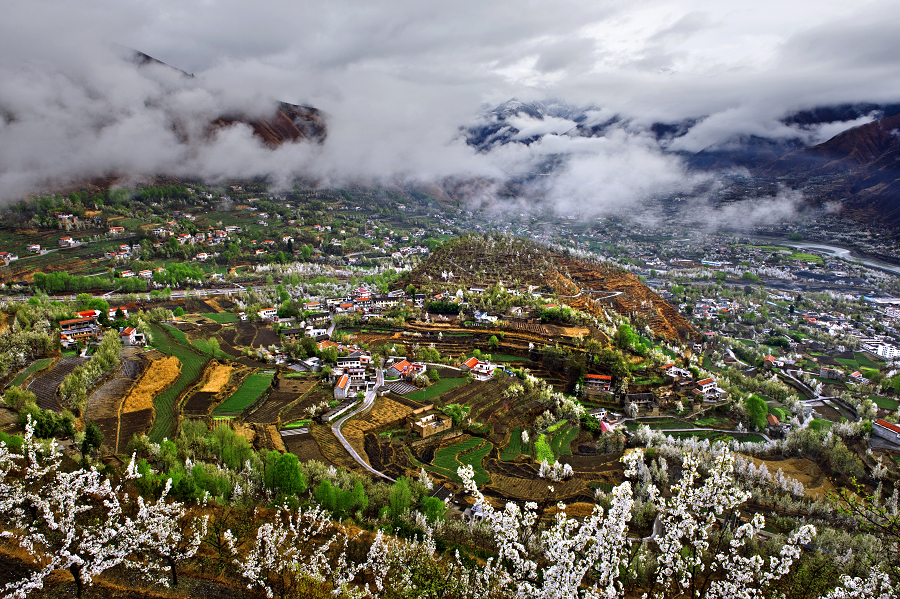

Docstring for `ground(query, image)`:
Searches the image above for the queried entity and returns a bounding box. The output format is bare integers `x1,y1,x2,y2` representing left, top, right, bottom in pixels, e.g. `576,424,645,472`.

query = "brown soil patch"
342,398,415,466
748,455,835,499
121,356,180,413
199,362,234,393
546,502,597,517
233,422,256,444
205,297,224,313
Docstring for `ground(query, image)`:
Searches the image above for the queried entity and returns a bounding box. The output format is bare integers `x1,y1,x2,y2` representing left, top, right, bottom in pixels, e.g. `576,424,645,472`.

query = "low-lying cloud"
2,0,900,227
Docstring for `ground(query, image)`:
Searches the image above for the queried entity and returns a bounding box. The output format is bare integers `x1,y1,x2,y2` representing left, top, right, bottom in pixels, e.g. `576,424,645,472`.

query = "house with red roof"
584,374,612,394
873,420,900,445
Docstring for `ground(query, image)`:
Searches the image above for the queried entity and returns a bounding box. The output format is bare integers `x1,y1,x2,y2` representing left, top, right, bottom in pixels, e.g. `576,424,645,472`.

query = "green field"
202,312,239,324
500,426,523,461
427,436,492,485
149,324,210,442
491,354,530,362
549,423,579,457
8,358,54,388
871,396,900,410
405,377,469,403
214,372,275,415
190,338,231,359
855,353,883,369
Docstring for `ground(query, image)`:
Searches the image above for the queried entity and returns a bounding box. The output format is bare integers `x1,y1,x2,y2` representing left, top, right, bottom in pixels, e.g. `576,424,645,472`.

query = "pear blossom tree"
0,419,140,599
125,477,209,588
459,446,816,599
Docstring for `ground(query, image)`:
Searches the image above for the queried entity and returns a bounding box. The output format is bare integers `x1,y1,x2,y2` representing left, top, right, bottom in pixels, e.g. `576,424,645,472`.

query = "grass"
214,372,275,415
8,358,53,387
491,354,529,362
202,312,239,324
149,324,210,443
405,377,469,403
871,396,900,410
501,426,523,461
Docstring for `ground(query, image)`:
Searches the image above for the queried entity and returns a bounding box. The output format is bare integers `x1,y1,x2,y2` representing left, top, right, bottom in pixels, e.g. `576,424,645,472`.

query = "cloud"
0,0,899,229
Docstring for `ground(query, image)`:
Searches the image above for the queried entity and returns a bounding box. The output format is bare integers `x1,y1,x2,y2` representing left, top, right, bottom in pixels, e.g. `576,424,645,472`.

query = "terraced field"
344,397,415,465
214,372,275,416
425,435,493,486
83,350,147,451
28,356,89,412
245,377,316,424
500,426,523,461
148,324,210,442
8,358,53,388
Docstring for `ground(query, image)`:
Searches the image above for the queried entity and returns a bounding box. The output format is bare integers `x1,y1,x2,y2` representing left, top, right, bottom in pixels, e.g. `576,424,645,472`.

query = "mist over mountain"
3,0,900,229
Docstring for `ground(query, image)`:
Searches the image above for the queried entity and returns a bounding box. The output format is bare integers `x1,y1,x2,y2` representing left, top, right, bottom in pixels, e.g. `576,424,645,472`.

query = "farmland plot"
426,436,493,486
148,324,210,442
117,355,181,452
343,397,415,466
83,350,147,452
213,372,274,416
245,377,316,424
28,356,88,412
8,358,53,388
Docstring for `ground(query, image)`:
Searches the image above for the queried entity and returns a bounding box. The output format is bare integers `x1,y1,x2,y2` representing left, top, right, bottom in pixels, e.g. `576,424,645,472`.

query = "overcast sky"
2,0,899,216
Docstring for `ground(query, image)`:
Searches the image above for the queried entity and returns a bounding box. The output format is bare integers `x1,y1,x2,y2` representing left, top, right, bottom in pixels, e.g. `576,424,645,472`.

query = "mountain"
212,102,326,146
131,50,326,146
757,112,900,225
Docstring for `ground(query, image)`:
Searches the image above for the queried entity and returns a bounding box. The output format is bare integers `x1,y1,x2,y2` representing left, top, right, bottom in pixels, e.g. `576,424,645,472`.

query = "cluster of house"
103,243,142,260
150,226,238,248
0,251,19,264
58,308,145,349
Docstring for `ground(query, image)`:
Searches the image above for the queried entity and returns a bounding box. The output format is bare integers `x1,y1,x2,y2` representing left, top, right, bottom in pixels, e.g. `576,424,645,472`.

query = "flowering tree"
226,504,358,599
125,477,209,587
0,419,138,599
459,446,816,599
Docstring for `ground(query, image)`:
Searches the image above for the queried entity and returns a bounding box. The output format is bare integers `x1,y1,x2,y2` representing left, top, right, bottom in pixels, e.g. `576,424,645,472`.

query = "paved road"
330,368,395,482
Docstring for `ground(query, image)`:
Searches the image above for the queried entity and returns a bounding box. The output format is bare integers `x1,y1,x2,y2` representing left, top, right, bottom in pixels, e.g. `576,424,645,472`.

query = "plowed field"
28,356,88,412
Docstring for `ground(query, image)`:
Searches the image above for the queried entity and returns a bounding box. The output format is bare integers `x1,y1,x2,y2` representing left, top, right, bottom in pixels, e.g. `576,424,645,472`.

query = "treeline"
33,272,147,294
152,263,204,286
58,330,122,415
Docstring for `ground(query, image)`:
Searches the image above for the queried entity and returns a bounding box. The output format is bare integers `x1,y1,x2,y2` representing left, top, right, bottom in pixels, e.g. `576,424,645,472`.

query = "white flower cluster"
0,418,206,598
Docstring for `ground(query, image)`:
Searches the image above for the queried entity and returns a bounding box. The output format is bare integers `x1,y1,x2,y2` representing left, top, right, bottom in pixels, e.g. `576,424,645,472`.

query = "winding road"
329,368,395,482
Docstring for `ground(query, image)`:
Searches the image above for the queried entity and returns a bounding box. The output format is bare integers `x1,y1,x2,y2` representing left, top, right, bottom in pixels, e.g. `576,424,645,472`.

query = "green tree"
441,404,469,427
745,395,769,431
82,420,104,456
614,323,637,350
271,452,307,497
387,477,411,518
419,495,447,524
488,335,499,350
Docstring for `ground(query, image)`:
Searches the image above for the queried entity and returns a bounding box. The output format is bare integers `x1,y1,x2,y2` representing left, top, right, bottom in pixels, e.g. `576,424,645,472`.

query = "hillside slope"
401,234,693,340
757,112,900,225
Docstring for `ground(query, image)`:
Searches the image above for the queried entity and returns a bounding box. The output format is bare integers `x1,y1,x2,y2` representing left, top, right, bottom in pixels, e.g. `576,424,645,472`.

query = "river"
750,236,900,277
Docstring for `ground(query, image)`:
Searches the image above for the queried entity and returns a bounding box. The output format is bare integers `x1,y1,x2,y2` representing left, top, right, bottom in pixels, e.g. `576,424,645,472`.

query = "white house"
258,307,277,320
